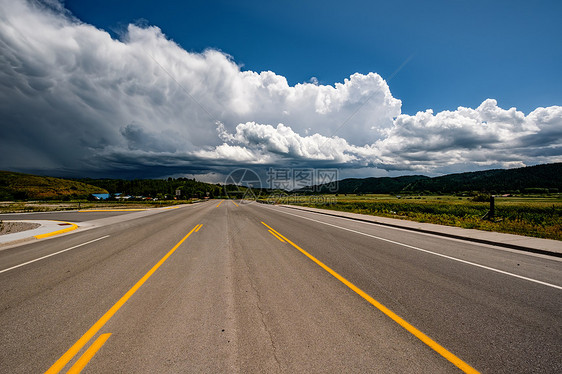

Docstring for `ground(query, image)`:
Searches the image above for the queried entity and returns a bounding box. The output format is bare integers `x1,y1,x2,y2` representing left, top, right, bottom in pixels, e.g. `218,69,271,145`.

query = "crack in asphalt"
244,261,282,372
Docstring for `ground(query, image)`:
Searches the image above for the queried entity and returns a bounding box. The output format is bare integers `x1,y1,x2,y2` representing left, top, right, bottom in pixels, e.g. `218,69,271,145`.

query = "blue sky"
1,0,561,180
65,0,562,115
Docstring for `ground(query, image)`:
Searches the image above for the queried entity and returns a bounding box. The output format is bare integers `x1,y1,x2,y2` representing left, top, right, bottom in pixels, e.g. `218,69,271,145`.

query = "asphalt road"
0,200,560,373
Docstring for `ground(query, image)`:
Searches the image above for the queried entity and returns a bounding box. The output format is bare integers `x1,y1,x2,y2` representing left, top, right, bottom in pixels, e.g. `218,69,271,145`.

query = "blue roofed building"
91,193,110,200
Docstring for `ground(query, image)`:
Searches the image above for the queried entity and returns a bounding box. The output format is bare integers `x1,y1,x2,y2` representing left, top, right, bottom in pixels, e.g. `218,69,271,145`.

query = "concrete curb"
279,205,562,258
0,220,79,248
0,204,190,249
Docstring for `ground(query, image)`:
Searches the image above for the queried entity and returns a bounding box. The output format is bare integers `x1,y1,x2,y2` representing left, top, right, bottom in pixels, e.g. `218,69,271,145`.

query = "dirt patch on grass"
0,221,41,235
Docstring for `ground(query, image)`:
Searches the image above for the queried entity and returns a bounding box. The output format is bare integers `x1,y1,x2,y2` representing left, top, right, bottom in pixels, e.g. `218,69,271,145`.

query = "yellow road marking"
34,221,78,239
261,221,479,374
232,200,239,207
195,224,203,232
268,229,286,243
216,200,223,207
66,333,111,374
77,209,147,212
45,224,201,374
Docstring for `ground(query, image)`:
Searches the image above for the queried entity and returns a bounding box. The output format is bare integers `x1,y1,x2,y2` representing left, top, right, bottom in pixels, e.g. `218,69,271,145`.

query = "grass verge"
279,195,562,241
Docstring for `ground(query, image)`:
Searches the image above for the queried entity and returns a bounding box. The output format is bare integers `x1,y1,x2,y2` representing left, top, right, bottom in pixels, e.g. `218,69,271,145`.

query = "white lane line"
261,206,562,290
280,207,562,262
0,236,110,274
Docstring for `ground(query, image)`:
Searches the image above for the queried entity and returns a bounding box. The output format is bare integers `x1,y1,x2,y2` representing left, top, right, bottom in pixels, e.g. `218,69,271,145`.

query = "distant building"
92,193,110,200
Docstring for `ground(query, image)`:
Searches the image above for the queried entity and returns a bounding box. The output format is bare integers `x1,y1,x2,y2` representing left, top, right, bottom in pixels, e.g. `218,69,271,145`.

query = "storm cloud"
1,0,561,179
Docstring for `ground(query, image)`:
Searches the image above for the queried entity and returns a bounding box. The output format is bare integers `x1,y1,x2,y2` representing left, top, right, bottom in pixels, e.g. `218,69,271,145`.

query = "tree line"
76,178,223,199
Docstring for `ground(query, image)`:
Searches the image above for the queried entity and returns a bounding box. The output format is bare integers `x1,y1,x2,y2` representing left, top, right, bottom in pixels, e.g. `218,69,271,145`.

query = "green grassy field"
274,194,562,241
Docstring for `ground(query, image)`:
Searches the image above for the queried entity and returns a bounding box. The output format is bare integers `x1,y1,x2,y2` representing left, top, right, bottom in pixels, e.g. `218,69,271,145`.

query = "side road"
279,204,562,257
0,205,187,249
0,220,78,247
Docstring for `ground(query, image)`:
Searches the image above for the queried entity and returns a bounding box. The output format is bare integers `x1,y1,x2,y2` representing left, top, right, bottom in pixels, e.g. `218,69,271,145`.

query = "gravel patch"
0,222,41,235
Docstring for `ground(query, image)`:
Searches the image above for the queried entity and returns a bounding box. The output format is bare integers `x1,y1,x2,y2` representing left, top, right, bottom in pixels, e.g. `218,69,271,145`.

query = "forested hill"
76,178,222,199
2,162,560,200
0,171,107,200
403,163,561,194
310,175,429,194
307,163,562,194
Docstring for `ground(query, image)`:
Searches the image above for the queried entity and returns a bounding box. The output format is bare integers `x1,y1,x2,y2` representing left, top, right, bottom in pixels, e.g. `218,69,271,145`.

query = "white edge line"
280,206,562,261
261,205,562,290
0,235,110,275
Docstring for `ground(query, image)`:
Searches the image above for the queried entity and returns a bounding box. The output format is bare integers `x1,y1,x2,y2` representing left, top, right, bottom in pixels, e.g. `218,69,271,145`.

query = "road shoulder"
277,204,562,257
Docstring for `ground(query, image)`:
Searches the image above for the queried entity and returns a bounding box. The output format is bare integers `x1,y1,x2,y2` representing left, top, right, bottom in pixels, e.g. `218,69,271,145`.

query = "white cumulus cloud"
373,100,562,171
0,0,560,179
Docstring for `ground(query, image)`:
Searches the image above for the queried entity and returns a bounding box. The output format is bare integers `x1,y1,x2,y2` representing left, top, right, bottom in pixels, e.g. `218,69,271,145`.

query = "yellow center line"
268,229,286,243
232,200,239,207
260,221,479,374
66,333,112,374
195,224,203,232
216,200,223,207
45,224,201,374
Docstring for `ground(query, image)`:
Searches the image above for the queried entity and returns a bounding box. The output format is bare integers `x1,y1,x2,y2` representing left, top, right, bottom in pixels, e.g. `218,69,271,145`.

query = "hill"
76,177,223,199
0,171,251,201
306,163,562,194
0,171,108,200
403,163,562,194
310,175,429,194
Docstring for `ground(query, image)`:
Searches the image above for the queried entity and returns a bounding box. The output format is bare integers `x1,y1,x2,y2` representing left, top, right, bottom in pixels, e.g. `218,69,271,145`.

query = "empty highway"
0,201,560,373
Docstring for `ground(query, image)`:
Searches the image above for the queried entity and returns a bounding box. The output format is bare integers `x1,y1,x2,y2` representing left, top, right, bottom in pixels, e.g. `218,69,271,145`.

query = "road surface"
0,201,560,373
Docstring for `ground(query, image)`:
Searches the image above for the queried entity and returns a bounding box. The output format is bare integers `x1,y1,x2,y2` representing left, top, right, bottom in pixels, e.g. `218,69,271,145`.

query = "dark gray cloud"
0,0,560,181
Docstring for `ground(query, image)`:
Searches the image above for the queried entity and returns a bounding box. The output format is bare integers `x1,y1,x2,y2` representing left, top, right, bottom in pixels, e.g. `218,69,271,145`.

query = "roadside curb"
0,220,79,248
279,205,562,258
0,204,191,249
34,221,78,239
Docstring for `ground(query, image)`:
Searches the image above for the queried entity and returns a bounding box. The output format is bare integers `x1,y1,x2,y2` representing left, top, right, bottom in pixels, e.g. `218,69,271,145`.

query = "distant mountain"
76,177,223,199
309,175,429,194
304,163,562,194
0,171,108,200
404,163,562,194
0,171,241,201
